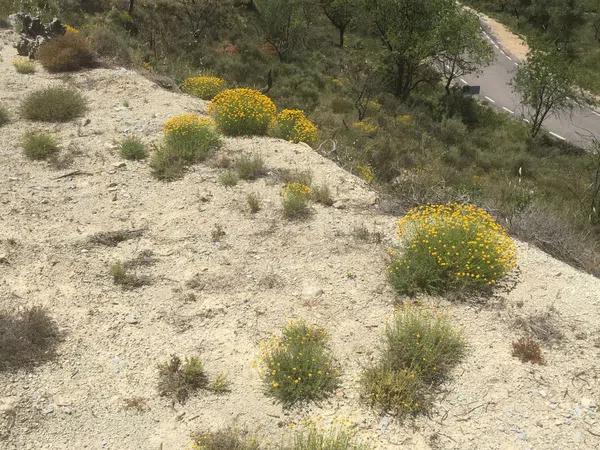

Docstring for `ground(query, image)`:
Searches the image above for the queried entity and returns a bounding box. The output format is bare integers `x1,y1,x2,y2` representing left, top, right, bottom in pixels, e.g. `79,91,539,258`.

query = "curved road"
461,27,600,148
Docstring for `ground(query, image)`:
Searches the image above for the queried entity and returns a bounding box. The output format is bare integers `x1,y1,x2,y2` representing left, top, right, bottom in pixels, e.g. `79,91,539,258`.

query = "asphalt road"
461,28,600,149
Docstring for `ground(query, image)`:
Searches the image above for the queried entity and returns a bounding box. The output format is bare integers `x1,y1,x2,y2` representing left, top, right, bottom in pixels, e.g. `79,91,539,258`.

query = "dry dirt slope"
1,31,600,449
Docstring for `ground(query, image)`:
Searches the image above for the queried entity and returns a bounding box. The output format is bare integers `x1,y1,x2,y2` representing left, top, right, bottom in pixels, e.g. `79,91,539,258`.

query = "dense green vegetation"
2,0,599,275
464,0,600,94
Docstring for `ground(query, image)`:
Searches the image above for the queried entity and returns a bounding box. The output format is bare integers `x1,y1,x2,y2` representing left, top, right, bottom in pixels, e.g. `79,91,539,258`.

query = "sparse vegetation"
191,427,261,450
208,373,231,394
157,355,208,404
388,203,517,296
512,336,545,365
21,86,86,122
282,184,311,220
246,192,262,213
288,425,372,450
21,132,60,160
361,308,465,417
211,224,226,242
149,145,187,181
235,154,266,180
513,307,564,346
37,32,95,73
219,170,239,187
88,229,144,247
351,225,382,244
110,261,150,289
0,306,60,371
0,104,9,126
119,136,147,160
312,184,334,206
12,57,35,74
258,321,340,407
163,114,221,163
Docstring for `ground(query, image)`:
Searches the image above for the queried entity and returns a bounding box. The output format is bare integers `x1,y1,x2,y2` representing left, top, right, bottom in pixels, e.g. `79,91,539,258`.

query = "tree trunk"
128,0,135,15
338,27,345,48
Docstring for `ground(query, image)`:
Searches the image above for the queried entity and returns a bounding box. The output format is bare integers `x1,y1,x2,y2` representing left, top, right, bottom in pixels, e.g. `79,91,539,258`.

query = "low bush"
119,136,147,160
21,86,87,122
150,146,187,181
181,75,226,100
157,355,208,404
312,184,334,206
22,132,60,160
512,336,545,365
235,154,266,180
110,261,150,289
163,114,221,163
0,105,10,126
219,170,239,187
288,425,372,450
12,57,35,74
270,109,318,145
209,88,276,136
360,308,465,417
388,203,517,296
191,427,261,450
258,321,340,407
0,306,60,371
282,183,312,219
37,32,95,73
246,192,261,213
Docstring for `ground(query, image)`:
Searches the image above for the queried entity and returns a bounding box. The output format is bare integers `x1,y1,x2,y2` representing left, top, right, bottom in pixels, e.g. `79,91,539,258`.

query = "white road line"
484,96,496,103
514,62,519,67
460,78,467,84
550,131,566,141
592,110,600,117
499,49,506,56
522,118,530,123
502,107,514,114
506,56,513,61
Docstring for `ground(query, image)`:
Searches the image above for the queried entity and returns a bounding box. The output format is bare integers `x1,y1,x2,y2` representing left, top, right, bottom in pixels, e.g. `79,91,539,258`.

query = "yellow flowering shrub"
356,164,375,184
257,321,340,406
151,114,221,180
12,57,35,74
351,120,378,136
282,183,312,219
389,203,517,295
209,88,276,136
181,75,225,100
65,24,79,34
270,109,318,145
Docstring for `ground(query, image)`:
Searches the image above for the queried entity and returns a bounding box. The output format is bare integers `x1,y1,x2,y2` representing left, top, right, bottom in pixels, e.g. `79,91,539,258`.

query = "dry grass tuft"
512,336,545,365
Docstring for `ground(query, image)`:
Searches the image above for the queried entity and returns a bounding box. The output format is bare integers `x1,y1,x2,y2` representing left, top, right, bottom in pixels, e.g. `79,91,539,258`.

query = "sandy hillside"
1,30,600,450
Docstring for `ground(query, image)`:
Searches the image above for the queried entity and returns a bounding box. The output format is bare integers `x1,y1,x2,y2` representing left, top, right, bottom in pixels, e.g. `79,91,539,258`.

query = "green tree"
511,49,582,137
366,0,455,100
320,0,358,47
435,7,494,94
255,0,307,60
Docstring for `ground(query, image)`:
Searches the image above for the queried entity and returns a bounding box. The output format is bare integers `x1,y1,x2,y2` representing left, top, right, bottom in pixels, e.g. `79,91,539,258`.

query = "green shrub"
219,170,239,187
119,136,147,160
12,57,35,74
0,306,60,371
181,75,226,100
150,146,187,181
37,32,95,73
270,109,318,145
258,321,340,407
22,132,60,160
0,105,9,126
157,355,208,404
288,426,372,450
235,154,266,180
388,203,517,296
360,308,465,417
163,114,221,163
21,86,87,122
209,88,276,136
282,183,312,219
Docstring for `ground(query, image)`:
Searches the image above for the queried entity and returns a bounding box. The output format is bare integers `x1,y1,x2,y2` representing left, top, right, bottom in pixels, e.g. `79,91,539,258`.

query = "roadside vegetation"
463,0,600,95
